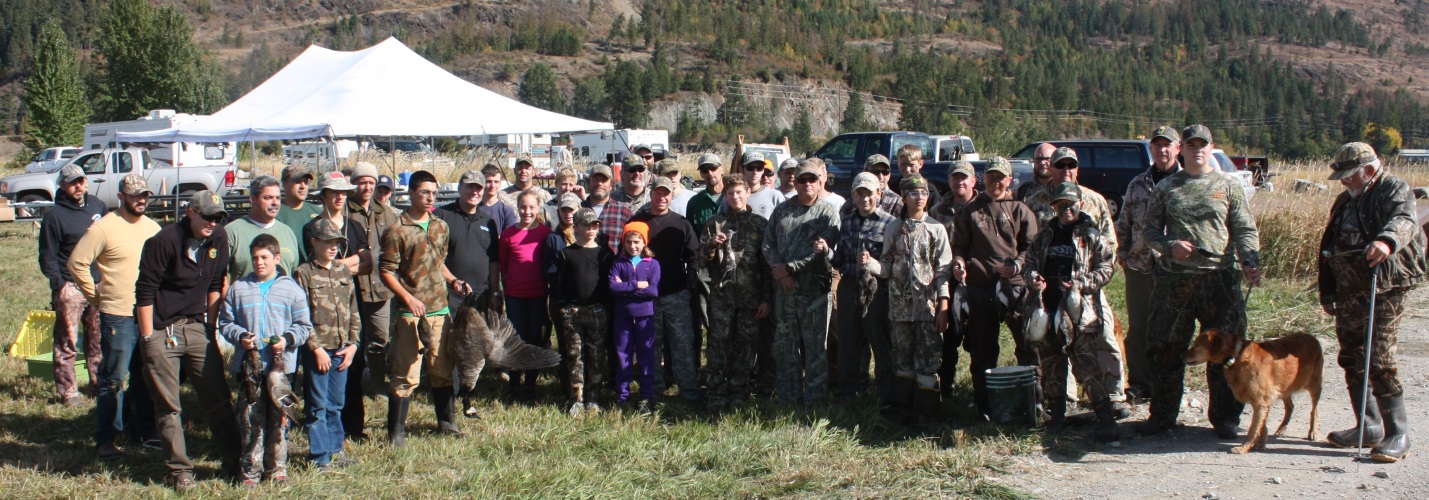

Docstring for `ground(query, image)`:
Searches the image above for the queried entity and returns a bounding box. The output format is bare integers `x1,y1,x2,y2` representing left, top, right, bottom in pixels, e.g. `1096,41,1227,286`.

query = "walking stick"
1354,268,1378,459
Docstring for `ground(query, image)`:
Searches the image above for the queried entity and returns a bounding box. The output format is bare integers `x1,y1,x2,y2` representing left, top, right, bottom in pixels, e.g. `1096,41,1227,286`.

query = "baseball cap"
654,159,680,176
950,161,975,178
315,171,357,193
622,154,645,171
120,174,152,196
1151,125,1180,143
899,174,929,193
985,157,1012,176
852,172,881,193
57,163,85,184
864,154,892,170
650,176,676,193
189,190,227,217
281,164,314,183
779,158,800,172
1050,147,1079,166
458,169,484,185
351,162,380,181
574,207,599,226
795,159,823,179
480,162,504,176
376,175,395,191
697,153,722,168
632,144,653,154
557,192,582,210
1051,182,1082,203
741,151,765,166
310,217,347,243
1330,142,1378,180
1182,124,1214,144
515,155,535,167
589,163,613,180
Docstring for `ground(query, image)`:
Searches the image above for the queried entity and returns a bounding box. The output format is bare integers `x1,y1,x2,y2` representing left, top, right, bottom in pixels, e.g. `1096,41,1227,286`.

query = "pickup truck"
1,147,239,208
23,146,81,173
815,131,1031,194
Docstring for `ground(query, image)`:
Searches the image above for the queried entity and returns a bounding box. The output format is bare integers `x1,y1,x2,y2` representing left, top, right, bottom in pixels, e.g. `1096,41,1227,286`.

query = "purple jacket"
609,257,661,317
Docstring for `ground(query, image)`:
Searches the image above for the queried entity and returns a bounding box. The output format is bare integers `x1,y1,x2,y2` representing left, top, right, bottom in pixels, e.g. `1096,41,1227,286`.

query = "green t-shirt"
225,217,302,283
276,202,322,261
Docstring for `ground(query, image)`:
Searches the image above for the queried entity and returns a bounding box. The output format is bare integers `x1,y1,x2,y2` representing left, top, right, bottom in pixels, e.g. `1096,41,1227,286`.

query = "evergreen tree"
790,106,813,155
22,19,89,150
94,0,227,120
840,91,868,132
518,62,564,112
605,59,648,128
569,76,608,122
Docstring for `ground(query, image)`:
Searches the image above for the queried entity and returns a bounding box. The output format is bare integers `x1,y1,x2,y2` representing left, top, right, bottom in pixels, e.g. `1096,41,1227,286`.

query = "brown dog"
1183,329,1323,454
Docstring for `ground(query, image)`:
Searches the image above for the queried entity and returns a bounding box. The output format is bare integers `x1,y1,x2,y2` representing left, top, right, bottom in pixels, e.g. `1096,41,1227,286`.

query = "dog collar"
1223,337,1245,368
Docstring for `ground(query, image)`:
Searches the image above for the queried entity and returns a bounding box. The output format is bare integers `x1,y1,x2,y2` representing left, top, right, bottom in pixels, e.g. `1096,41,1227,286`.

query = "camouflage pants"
704,288,760,406
53,282,100,401
235,370,289,483
654,290,700,400
559,304,610,403
1040,326,1112,411
890,320,942,390
1145,268,1247,426
1334,286,1405,398
773,289,831,405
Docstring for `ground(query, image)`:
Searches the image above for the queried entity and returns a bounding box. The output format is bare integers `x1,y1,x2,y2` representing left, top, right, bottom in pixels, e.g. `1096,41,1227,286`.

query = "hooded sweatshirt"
39,193,106,291
218,273,312,374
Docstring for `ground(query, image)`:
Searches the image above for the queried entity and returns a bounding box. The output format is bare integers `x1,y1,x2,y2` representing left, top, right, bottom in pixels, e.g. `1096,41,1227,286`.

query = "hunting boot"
1328,384,1383,447
1045,396,1070,433
433,387,464,436
387,396,410,447
913,386,943,428
1371,396,1411,462
1094,403,1121,443
886,377,916,424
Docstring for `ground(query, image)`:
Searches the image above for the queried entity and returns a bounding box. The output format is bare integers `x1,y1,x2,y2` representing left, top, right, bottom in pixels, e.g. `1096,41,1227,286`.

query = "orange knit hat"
622,221,650,243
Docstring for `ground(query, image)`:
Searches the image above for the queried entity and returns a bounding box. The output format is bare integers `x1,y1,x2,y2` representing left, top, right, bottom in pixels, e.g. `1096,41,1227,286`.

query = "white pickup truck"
23,146,82,173
0,147,239,207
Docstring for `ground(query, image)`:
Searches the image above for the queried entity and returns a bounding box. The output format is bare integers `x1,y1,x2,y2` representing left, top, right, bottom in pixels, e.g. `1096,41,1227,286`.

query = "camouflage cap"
589,163,614,180
852,172,881,193
1151,125,1180,143
864,154,892,170
741,150,766,167
1050,147,1079,166
1182,124,1213,144
557,192,582,210
120,174,152,196
899,174,929,193
650,176,676,193
985,156,1013,176
631,144,653,154
1051,182,1082,203
654,158,680,175
315,171,357,193
779,158,800,172
309,217,347,243
351,162,380,181
281,164,314,183
622,154,645,171
1330,142,1378,180
697,153,723,167
515,155,535,167
574,207,599,225
458,169,484,185
57,163,85,184
189,190,227,217
795,159,824,178
950,160,975,178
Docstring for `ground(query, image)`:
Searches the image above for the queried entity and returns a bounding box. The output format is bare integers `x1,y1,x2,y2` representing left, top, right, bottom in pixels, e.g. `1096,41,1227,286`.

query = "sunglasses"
639,154,654,160
698,165,719,172
625,167,646,173
1053,162,1078,170
200,212,226,223
795,176,820,184
866,169,891,176
744,164,767,171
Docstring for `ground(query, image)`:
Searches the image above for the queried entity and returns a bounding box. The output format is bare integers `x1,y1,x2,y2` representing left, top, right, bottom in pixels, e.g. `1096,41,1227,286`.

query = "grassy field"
0,165,1349,497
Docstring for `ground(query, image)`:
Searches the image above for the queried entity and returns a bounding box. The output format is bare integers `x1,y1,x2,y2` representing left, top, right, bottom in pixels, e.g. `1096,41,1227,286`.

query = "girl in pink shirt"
500,190,553,395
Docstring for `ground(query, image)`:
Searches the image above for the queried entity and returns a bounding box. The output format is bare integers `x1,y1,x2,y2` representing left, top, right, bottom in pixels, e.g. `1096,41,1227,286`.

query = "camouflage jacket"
1115,164,1179,273
763,197,841,293
1024,183,1118,256
1142,169,1260,274
701,207,773,305
379,212,451,314
293,261,361,350
869,214,953,321
930,191,976,240
1318,173,1428,304
1023,214,1116,335
347,199,399,302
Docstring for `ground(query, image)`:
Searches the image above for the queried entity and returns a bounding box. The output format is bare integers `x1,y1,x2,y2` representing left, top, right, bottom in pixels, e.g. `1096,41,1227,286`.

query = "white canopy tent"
117,37,613,143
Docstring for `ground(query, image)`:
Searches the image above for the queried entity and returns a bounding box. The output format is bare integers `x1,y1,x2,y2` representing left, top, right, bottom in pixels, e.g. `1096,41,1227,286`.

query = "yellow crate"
8,310,56,358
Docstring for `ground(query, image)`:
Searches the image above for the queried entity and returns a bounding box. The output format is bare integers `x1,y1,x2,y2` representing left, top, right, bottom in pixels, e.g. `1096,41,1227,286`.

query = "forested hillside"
3,0,1428,159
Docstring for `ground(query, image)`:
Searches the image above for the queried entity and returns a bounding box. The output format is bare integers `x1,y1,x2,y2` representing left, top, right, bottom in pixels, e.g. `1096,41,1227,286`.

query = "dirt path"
994,288,1429,498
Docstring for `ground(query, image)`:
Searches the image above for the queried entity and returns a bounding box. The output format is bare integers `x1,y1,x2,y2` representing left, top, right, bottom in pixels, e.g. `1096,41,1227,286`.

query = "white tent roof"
117,37,613,143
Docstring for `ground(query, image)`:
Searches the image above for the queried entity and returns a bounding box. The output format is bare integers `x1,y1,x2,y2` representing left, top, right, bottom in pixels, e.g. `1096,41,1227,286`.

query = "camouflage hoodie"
1022,213,1116,335
1318,172,1428,303
1115,163,1179,273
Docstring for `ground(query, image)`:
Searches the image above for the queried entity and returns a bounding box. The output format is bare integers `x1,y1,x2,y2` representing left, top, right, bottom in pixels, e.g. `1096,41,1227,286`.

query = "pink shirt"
500,224,552,298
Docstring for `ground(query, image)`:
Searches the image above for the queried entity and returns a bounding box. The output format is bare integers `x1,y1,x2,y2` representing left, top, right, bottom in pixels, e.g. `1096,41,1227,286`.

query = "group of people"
38,127,1419,490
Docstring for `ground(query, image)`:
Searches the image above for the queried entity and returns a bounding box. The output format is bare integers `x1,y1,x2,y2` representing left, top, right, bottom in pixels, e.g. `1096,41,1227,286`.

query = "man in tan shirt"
67,175,163,460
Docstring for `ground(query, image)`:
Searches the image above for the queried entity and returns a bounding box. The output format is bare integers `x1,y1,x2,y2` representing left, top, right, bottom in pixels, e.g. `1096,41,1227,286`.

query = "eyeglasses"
1053,162,1078,170
1053,203,1078,213
744,164,767,171
905,190,930,198
698,165,719,172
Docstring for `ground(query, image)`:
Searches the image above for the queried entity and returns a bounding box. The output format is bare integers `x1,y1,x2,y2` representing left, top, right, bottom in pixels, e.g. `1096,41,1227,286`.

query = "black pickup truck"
1009,139,1154,218
815,131,1033,194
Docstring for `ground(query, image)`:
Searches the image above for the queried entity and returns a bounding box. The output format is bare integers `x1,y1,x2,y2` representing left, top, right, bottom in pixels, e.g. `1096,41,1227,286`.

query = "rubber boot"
1094,404,1121,443
1045,397,1069,433
887,377,915,424
1328,384,1382,448
1371,396,1411,462
913,387,942,427
387,396,410,447
433,387,463,437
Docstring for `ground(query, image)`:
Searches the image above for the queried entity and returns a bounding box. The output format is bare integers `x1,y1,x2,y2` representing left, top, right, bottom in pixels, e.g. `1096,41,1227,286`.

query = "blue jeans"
302,348,349,465
94,313,154,446
505,296,550,386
